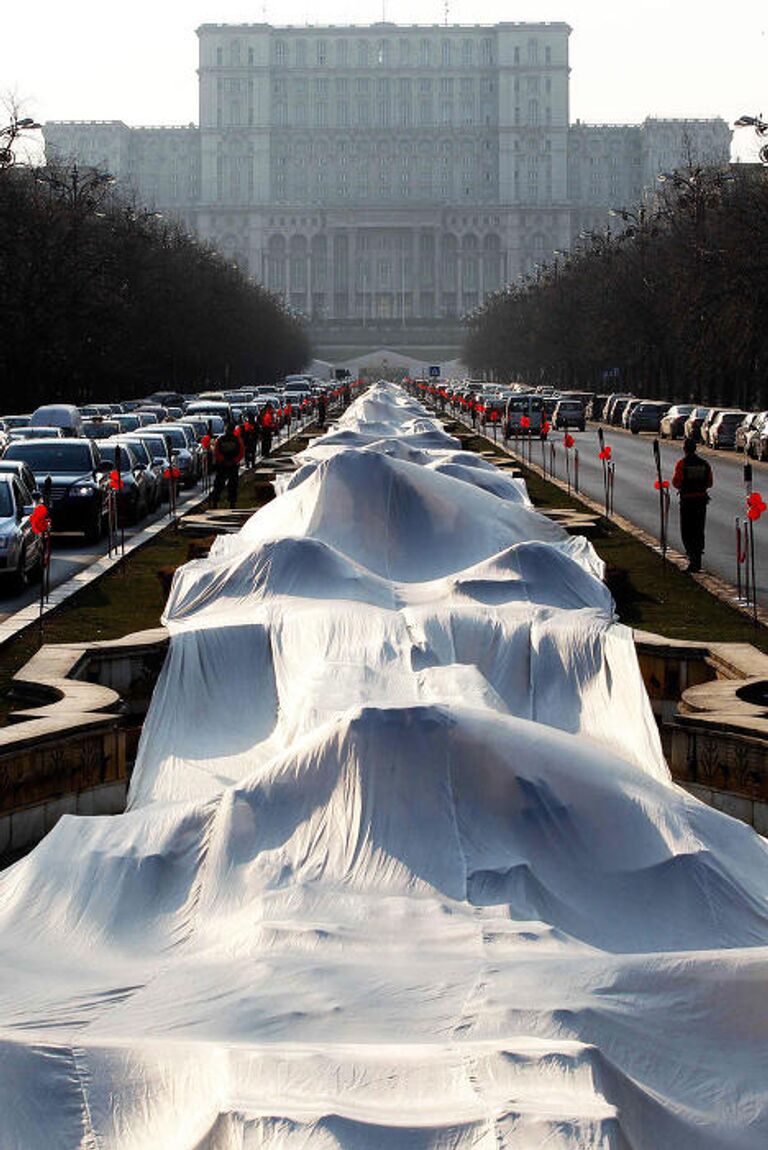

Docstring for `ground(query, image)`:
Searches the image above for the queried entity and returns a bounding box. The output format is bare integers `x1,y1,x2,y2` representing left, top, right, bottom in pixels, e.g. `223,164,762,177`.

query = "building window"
441,39,451,66
317,40,327,66
514,46,520,65
420,39,431,66
528,100,539,125
216,47,223,66
527,39,538,65
399,39,410,64
275,40,286,66
545,45,552,64
377,39,390,65
358,39,369,67
481,38,493,65
462,39,473,66
336,39,348,65
296,40,307,66
248,48,254,66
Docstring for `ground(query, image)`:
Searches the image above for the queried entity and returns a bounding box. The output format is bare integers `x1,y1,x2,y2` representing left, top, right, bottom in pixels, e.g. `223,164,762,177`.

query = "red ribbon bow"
654,479,670,490
564,433,575,448
109,469,124,490
520,415,530,429
599,446,612,460
30,504,51,535
747,492,767,520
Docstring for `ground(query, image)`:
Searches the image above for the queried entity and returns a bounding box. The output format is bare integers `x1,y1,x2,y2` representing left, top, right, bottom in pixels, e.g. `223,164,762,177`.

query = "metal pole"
653,438,667,569
736,518,743,601
750,516,758,624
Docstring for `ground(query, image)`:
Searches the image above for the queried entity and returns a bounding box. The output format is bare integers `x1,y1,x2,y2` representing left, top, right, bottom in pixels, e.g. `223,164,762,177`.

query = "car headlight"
72,485,95,496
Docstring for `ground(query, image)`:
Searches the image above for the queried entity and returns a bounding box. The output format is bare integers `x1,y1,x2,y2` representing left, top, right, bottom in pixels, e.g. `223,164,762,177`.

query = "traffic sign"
429,365,441,378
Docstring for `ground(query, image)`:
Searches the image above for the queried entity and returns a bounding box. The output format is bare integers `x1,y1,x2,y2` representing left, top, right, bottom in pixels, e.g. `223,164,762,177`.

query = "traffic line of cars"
419,381,763,458
0,376,332,595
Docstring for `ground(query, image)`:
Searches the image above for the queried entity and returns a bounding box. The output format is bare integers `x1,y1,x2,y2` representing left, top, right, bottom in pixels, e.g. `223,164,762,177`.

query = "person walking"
242,410,258,468
259,402,275,459
317,391,327,428
672,437,713,572
210,421,244,509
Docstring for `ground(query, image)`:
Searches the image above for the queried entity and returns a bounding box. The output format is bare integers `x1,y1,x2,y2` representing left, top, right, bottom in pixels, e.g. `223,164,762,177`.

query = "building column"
433,230,440,320
347,230,355,318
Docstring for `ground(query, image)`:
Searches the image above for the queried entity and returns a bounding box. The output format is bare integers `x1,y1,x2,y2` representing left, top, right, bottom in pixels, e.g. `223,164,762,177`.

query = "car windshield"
157,428,186,447
121,440,150,465
98,445,134,467
4,443,93,472
0,483,14,518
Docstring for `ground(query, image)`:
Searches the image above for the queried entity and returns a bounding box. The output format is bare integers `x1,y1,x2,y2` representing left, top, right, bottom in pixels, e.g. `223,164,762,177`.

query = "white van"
30,404,83,437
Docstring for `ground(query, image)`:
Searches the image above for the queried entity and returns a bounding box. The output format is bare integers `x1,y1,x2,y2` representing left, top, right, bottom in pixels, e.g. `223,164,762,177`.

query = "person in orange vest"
210,421,244,509
671,437,714,572
259,401,275,458
242,409,258,467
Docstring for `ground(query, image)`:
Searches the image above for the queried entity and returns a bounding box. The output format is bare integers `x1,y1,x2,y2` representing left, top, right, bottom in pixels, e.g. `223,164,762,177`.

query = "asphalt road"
457,414,768,607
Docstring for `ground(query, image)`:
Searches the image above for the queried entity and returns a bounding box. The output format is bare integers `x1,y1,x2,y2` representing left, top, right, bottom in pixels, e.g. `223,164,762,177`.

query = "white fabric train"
1,382,767,1149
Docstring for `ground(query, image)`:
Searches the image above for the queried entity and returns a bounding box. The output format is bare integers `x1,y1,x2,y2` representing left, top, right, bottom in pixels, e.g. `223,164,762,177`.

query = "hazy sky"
3,0,766,160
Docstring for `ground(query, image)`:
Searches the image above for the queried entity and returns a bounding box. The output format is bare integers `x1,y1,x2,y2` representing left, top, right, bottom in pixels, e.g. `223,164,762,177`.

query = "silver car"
0,474,44,593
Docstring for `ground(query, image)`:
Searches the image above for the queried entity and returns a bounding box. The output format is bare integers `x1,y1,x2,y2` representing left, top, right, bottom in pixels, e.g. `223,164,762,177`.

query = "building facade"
44,22,731,323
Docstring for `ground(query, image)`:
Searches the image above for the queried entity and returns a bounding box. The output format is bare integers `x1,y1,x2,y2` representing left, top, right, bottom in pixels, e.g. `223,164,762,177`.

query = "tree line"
0,157,311,410
463,164,768,410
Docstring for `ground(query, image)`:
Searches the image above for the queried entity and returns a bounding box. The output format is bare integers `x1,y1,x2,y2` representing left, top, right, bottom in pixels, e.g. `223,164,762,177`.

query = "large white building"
44,22,731,325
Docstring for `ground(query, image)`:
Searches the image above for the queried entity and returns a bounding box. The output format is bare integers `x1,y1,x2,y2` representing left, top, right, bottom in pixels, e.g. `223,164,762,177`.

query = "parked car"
7,426,64,441
585,394,609,421
609,397,634,426
621,399,644,429
0,414,32,431
682,407,712,442
627,401,670,434
30,403,83,437
98,441,152,524
659,404,694,439
708,410,748,451
504,394,547,438
183,400,232,423
112,436,162,510
0,473,44,592
552,399,586,430
152,424,201,486
740,412,768,458
135,432,178,499
0,460,41,506
114,414,143,433
603,393,634,424
700,408,725,447
3,439,109,541
82,419,121,440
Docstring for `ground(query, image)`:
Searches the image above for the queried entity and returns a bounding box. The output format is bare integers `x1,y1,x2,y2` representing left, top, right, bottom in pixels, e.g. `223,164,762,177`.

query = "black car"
3,439,110,541
98,442,152,524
